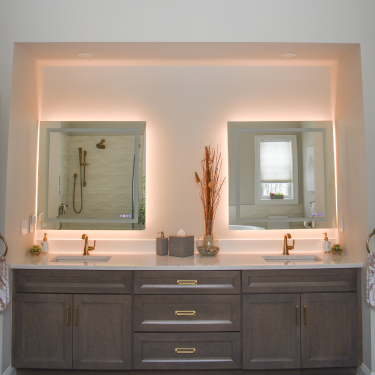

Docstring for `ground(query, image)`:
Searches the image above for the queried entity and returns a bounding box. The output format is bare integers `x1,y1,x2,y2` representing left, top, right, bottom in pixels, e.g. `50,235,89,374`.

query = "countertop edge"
10,252,363,271
10,264,363,271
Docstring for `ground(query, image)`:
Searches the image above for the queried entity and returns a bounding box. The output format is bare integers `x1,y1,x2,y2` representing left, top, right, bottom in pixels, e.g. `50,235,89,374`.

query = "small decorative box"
168,235,194,257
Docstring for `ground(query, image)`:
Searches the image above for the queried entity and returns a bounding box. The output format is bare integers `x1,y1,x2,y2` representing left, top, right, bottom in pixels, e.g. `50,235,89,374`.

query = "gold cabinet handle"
296,305,299,326
175,348,196,354
304,305,307,325
74,306,78,326
177,280,197,285
67,306,70,326
175,311,196,316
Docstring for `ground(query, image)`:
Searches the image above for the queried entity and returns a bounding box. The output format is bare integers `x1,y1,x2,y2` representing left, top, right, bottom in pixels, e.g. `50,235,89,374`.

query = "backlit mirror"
38,121,146,230
228,121,336,230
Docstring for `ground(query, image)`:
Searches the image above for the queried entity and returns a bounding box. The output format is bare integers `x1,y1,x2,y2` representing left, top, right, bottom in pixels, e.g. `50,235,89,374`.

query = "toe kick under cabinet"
12,268,362,374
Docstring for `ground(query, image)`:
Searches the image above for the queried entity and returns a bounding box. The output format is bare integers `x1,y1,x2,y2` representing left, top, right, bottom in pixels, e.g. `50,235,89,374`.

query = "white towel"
367,254,375,307
0,257,9,311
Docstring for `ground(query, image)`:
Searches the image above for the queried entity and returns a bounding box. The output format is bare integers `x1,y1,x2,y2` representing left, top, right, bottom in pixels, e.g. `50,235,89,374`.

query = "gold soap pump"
322,232,331,253
41,233,50,254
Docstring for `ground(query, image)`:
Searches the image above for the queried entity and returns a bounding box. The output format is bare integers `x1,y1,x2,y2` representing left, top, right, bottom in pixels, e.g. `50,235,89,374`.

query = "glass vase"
197,220,221,256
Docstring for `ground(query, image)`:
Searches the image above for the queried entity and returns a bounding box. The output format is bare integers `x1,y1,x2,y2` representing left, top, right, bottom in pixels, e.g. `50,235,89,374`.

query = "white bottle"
41,233,50,254
322,232,331,253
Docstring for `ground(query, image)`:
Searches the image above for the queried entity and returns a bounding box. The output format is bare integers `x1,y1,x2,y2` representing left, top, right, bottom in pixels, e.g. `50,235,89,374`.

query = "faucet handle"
288,239,295,250
88,241,96,251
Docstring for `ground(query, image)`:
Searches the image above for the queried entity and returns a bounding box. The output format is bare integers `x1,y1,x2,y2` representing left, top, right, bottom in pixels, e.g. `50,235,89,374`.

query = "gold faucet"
283,233,295,255
82,234,96,256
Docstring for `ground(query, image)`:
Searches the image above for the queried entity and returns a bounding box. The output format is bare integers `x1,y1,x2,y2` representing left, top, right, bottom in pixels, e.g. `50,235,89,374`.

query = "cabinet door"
243,294,301,370
12,293,73,369
73,294,131,370
301,292,359,368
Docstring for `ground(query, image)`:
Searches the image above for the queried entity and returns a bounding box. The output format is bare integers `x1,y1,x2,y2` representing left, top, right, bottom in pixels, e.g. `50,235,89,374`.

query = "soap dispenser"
156,232,168,256
41,233,50,254
322,232,331,253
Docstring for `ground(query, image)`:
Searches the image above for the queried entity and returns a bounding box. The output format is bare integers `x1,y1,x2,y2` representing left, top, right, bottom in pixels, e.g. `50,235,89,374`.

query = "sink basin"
262,255,322,262
50,256,111,263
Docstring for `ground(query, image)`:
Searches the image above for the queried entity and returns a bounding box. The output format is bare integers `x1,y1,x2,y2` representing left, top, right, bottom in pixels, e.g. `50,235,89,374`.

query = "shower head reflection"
96,139,106,149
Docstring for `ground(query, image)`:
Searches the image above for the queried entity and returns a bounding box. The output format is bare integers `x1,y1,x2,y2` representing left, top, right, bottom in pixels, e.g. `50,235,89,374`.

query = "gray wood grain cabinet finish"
13,293,73,369
242,269,362,371
12,268,362,374
134,294,241,332
134,332,242,370
73,294,131,370
134,270,241,294
300,292,359,368
12,270,132,370
133,270,242,370
14,269,132,294
243,294,301,370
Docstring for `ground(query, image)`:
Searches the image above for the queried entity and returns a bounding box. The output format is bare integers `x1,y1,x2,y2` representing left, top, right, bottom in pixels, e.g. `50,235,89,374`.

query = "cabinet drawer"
134,295,240,332
134,332,241,370
14,270,132,294
134,271,241,294
242,269,358,294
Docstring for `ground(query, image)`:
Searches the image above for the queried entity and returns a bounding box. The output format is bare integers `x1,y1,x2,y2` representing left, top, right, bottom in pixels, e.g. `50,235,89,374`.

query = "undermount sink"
262,255,323,262
50,256,111,263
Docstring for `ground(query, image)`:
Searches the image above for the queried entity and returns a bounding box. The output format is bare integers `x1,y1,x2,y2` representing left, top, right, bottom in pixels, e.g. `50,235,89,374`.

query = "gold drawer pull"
175,310,196,316
175,348,196,354
75,306,78,326
296,305,299,326
304,305,307,326
177,280,197,285
67,306,70,326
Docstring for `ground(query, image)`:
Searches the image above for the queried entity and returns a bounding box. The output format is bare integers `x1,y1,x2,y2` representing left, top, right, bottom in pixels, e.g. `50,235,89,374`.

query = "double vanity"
11,252,362,375
24,101,355,374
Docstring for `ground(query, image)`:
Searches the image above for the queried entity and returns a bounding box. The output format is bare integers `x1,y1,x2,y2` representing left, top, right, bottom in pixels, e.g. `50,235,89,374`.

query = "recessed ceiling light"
281,52,297,58
77,52,93,58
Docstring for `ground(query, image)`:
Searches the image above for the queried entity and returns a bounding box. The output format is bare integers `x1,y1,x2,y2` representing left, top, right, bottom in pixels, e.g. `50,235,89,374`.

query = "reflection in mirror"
38,121,146,230
228,121,336,230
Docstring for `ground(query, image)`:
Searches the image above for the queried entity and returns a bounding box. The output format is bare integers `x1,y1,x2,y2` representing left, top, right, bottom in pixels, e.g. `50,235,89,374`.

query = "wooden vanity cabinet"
300,292,359,368
12,267,362,374
13,293,73,369
133,270,242,370
12,270,132,370
242,269,362,371
72,294,131,370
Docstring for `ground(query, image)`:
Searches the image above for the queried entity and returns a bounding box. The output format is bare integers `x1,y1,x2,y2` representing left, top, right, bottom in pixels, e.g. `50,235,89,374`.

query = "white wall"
41,65,332,238
330,45,370,370
2,44,43,373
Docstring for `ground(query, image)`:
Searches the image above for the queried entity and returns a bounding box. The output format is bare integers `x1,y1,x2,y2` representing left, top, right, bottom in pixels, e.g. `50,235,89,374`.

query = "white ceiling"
18,42,357,67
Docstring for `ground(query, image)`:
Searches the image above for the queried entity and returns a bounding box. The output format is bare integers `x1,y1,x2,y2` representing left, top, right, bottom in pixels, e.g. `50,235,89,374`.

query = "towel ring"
0,233,8,258
366,229,375,254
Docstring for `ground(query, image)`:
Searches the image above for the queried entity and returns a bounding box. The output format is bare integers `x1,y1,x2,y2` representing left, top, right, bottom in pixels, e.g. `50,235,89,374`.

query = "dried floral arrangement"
195,145,226,255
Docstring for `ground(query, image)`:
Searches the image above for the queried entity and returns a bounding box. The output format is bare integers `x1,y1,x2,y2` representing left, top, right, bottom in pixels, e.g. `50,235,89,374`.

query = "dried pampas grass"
195,145,226,236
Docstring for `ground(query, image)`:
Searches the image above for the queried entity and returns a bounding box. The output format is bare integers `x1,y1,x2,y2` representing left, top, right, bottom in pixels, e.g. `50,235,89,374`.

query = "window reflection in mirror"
38,121,146,231
228,121,336,230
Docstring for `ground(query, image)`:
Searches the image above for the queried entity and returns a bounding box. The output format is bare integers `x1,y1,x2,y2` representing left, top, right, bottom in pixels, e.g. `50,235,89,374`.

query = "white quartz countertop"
10,252,363,271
